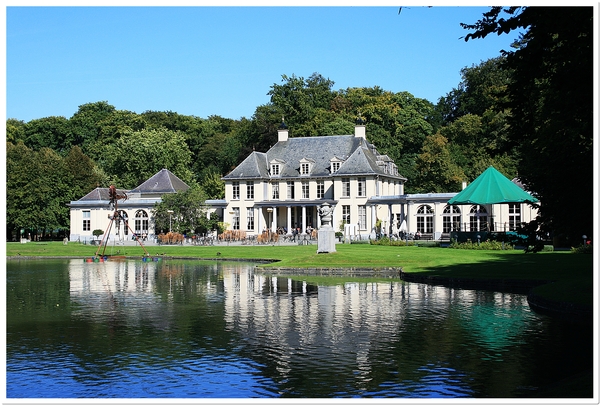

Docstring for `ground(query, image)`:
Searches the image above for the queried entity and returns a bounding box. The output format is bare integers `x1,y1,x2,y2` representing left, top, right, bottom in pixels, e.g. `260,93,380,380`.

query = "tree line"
6,7,592,246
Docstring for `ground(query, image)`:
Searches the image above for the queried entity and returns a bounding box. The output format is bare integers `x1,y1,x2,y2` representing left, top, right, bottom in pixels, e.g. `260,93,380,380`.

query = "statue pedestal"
317,226,336,254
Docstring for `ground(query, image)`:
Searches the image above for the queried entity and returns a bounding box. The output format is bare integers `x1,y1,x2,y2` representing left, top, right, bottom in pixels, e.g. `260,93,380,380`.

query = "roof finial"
356,112,365,125
279,116,288,129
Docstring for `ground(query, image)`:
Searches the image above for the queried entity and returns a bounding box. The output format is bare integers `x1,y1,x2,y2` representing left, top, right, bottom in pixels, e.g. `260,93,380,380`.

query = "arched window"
416,205,434,233
135,210,149,235
442,205,461,233
469,205,488,231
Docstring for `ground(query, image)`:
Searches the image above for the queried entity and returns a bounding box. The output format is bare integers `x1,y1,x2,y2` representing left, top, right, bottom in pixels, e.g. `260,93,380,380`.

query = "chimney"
354,115,366,139
462,181,467,190
278,118,288,142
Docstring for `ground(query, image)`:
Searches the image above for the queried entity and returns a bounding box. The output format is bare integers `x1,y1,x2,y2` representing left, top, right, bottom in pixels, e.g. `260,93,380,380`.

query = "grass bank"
6,241,593,306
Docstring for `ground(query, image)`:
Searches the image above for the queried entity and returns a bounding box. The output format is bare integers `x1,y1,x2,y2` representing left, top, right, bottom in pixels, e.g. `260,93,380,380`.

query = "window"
416,205,434,233
246,208,254,231
342,178,350,197
272,182,279,199
342,205,351,225
331,161,341,173
442,205,461,233
232,181,240,200
357,177,366,197
135,210,148,234
301,181,309,199
246,181,254,200
300,162,310,175
508,203,521,231
271,164,280,176
358,205,367,230
232,207,240,230
469,205,488,231
287,181,295,199
83,210,91,231
317,181,325,199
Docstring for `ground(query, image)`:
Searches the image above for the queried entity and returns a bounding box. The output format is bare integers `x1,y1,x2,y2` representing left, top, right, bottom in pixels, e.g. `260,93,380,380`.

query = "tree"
6,119,26,144
69,101,117,154
152,185,215,235
100,128,194,189
23,116,73,153
63,146,106,199
6,142,71,240
414,133,465,193
267,73,336,136
462,7,594,244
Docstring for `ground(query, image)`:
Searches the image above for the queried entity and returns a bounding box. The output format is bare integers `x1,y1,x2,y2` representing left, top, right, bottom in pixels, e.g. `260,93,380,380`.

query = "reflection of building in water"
221,269,530,377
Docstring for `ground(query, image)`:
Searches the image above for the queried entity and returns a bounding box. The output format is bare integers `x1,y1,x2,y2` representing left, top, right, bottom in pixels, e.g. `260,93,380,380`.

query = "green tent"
448,166,538,205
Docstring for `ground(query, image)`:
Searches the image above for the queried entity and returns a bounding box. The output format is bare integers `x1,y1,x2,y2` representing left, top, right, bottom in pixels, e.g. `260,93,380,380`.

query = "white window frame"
271,164,280,176
301,181,309,199
232,207,240,230
342,205,351,224
342,178,350,198
232,181,240,200
416,204,434,233
358,205,367,231
317,180,325,199
246,181,254,200
442,205,461,233
357,177,366,197
83,210,91,231
246,208,254,231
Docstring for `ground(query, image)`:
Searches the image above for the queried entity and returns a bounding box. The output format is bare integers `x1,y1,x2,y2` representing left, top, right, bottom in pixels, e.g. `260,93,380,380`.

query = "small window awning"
448,166,539,205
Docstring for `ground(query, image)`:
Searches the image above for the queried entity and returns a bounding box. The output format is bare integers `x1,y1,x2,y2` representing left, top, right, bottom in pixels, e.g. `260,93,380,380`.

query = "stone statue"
318,203,333,227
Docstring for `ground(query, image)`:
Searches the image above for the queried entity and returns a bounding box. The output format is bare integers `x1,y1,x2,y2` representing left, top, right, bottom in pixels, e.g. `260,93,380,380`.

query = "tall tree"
69,101,116,154
100,128,194,189
462,7,594,244
6,142,71,239
414,132,465,193
23,116,73,153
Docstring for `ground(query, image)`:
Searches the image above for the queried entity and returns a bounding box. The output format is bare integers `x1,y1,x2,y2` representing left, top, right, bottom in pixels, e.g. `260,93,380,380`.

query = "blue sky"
6,6,524,122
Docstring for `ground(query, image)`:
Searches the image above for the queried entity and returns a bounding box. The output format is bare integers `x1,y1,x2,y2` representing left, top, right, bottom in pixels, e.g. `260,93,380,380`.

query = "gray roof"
78,187,129,201
223,135,406,181
129,169,190,194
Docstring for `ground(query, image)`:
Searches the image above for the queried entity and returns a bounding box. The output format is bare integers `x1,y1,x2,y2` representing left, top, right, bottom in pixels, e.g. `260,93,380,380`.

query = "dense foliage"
461,6,593,245
6,7,592,246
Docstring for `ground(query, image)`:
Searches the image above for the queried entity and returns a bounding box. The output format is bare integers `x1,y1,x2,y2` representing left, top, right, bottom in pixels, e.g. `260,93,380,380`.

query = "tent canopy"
448,166,539,205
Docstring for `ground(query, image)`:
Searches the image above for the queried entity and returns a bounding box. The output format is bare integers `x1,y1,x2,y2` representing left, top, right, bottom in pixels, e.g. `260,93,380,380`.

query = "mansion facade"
215,122,538,241
68,169,189,243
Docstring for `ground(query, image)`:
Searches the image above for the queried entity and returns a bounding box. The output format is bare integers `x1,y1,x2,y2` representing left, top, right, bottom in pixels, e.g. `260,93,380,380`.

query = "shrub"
449,239,513,250
571,243,593,254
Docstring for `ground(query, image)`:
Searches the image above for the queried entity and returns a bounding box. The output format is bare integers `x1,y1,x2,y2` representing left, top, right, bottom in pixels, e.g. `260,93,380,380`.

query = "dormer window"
271,164,280,176
330,157,344,173
269,159,285,177
299,158,314,176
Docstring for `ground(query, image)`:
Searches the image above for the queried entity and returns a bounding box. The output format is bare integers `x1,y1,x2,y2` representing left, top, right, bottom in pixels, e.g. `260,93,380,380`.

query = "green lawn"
6,241,593,305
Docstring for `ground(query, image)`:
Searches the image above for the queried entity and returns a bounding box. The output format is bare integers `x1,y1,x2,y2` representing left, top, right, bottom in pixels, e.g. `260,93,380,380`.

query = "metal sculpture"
95,186,149,257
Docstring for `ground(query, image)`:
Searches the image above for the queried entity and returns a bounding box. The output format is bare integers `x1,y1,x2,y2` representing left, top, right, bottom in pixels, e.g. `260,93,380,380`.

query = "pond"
6,258,593,399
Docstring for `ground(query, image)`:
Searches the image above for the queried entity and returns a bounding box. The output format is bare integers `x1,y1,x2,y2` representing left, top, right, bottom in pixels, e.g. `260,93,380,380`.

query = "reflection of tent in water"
448,166,538,206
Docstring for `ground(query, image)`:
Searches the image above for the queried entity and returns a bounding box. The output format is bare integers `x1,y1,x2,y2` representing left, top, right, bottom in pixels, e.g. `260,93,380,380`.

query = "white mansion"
214,121,538,240
68,122,538,243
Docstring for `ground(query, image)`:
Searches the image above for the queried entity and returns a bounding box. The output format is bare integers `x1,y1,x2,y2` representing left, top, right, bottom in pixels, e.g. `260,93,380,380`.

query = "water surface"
6,258,592,398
